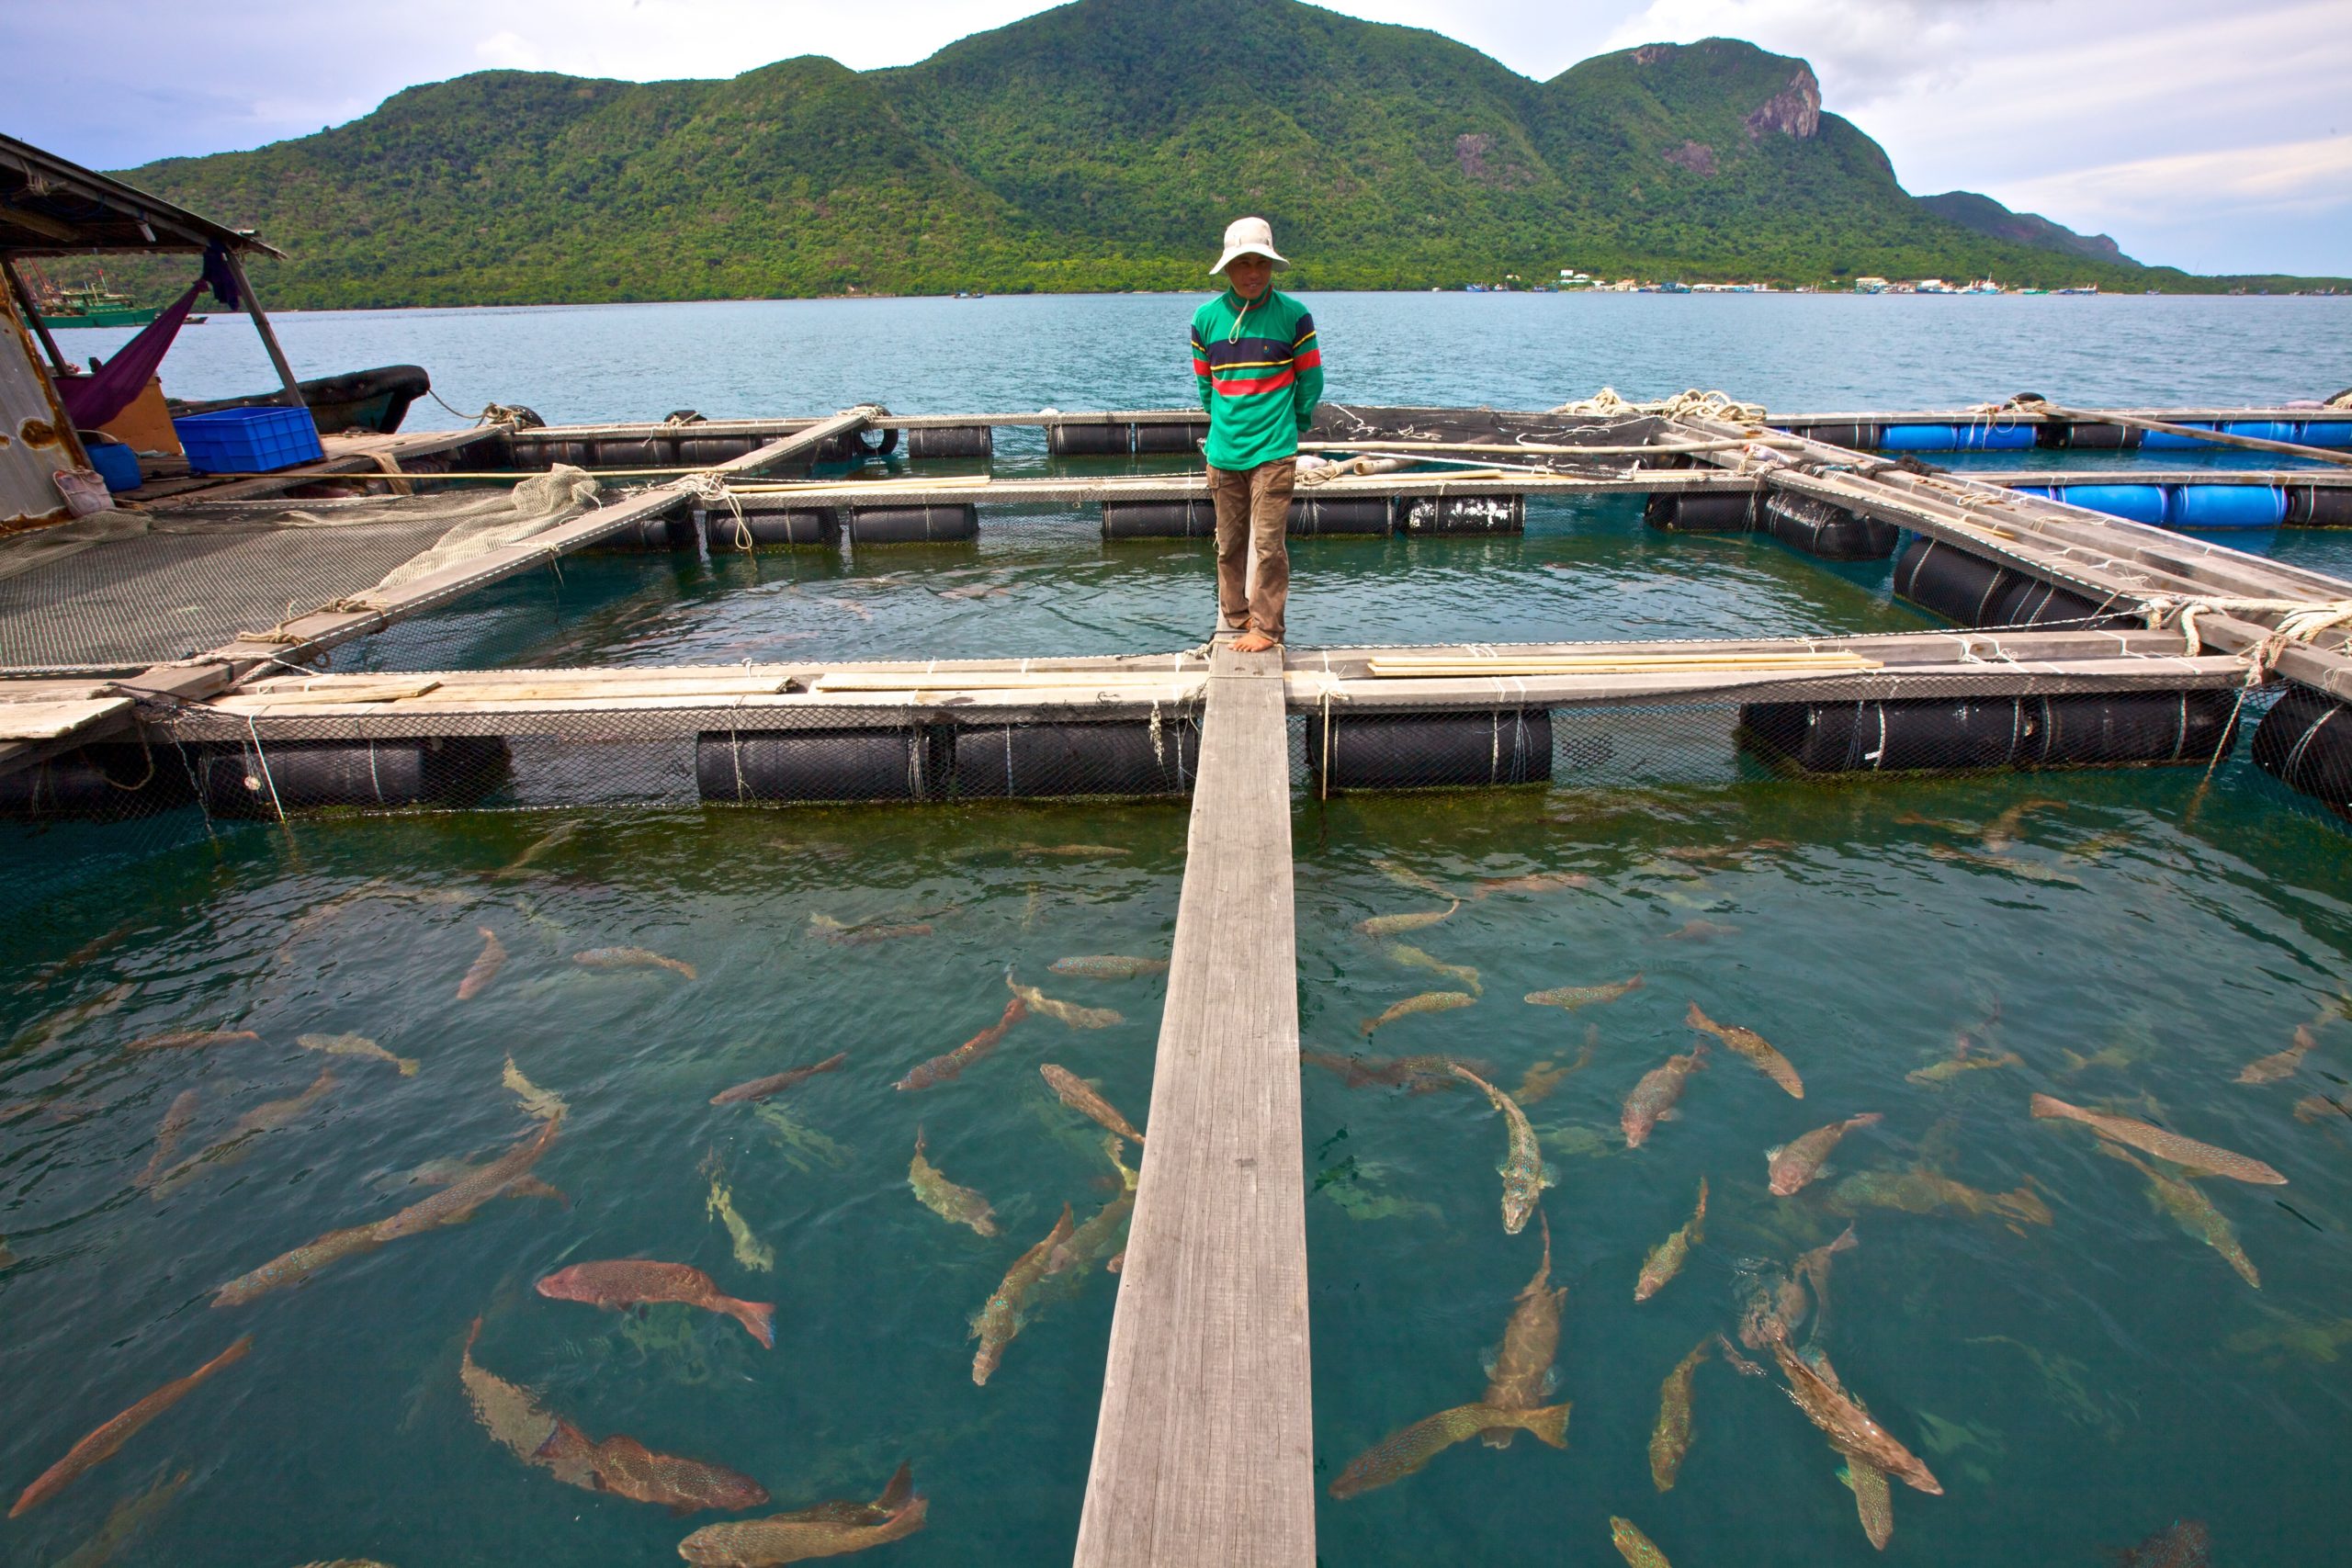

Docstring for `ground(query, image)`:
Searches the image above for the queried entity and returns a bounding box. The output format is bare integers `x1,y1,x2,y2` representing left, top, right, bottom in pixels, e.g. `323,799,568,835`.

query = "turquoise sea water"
8,295,2352,1565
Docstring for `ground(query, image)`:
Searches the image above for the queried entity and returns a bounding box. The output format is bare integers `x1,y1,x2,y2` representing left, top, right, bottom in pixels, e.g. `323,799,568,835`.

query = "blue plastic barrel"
2296,419,2352,449
2054,485,2168,524
1879,424,1960,450
2169,484,2286,529
1951,423,2037,451
2140,421,2216,450
2219,421,2300,444
2007,486,2057,501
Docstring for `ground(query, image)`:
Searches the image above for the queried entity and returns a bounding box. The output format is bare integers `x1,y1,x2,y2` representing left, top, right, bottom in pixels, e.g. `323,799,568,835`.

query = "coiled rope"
1544,388,1769,423
2139,593,2352,671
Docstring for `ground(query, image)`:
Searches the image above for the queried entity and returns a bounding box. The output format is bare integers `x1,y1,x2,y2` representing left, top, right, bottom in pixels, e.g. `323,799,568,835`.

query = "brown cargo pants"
1208,457,1295,641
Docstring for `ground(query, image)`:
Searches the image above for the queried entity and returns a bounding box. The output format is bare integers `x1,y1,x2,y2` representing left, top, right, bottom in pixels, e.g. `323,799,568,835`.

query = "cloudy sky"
7,0,2346,275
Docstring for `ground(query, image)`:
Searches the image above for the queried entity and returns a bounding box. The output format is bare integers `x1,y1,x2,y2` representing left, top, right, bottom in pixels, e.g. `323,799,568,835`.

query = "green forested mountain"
98,0,2324,305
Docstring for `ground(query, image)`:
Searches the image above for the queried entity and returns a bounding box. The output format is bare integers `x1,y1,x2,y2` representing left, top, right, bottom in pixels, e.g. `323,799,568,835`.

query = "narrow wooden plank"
1075,643,1311,1568
0,696,132,740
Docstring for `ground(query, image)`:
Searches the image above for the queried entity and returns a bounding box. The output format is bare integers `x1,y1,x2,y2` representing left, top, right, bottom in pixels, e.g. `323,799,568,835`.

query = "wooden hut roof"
0,132,284,259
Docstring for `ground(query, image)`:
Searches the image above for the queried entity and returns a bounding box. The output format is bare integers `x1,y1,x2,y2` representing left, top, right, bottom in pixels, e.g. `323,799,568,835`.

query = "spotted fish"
1328,1401,1569,1499
1634,1178,1706,1303
1361,990,1475,1035
1648,1339,1711,1491
457,927,505,1000
1451,1062,1550,1234
677,1462,927,1565
134,1087,200,1191
1611,1517,1673,1567
898,996,1026,1090
1039,1064,1145,1145
121,1030,259,1054
1623,1043,1707,1148
910,1126,999,1237
1010,976,1123,1031
972,1202,1074,1385
9,1336,252,1517
574,945,697,979
2236,1026,2316,1086
1768,1113,1883,1197
1685,1001,1803,1098
2030,1093,2286,1184
1356,902,1459,938
1048,955,1170,979
1385,942,1481,996
1526,974,1644,1012
1768,1327,1941,1495
1481,1212,1565,1447
2096,1141,2259,1288
297,1032,420,1077
713,1053,847,1105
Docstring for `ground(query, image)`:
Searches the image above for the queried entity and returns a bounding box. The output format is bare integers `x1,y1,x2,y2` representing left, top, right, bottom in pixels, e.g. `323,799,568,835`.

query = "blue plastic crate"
173,404,323,474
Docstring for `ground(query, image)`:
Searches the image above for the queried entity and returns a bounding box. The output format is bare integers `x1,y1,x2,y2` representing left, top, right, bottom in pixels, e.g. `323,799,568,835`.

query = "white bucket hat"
1212,216,1289,276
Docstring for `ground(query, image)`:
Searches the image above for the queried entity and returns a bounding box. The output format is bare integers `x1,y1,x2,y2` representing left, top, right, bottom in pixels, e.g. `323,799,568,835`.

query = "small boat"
168,364,432,436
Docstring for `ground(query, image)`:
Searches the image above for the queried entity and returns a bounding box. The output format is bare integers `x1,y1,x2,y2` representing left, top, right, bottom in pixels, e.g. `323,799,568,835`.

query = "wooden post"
1074,639,1313,1568
1,259,72,376
220,250,308,412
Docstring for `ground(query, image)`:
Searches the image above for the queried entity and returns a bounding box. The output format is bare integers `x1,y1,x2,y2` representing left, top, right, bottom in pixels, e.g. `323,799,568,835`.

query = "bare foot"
1232,630,1280,653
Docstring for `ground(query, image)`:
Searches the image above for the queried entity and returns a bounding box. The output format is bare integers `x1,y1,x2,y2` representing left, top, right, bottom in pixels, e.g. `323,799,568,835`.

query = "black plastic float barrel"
1133,423,1202,455
1305,709,1552,790
594,436,676,468
696,728,944,804
1047,423,1132,457
2253,686,2352,817
1791,423,1878,450
1762,491,1898,560
2286,486,2352,527
1102,501,1215,539
1396,494,1524,535
699,506,839,549
1893,536,2129,628
590,509,696,551
677,435,762,465
952,720,1202,797
1742,692,2237,773
904,426,993,459
1288,496,1392,536
1645,491,1759,532
0,745,191,819
848,504,979,545
198,738,510,818
2040,422,2141,450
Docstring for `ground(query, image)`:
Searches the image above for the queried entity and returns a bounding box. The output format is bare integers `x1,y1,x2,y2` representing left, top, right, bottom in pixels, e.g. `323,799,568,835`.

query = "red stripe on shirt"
1192,356,1210,375
1294,348,1323,370
1211,370,1297,396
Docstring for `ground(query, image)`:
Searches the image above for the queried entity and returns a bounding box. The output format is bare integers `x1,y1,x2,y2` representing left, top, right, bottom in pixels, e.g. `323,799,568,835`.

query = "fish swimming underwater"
1357,902,1460,938
1361,990,1476,1035
1610,1517,1672,1567
1473,871,1589,898
1906,1041,2021,1086
1927,842,2080,886
51,1463,189,1568
536,1260,777,1346
1623,1044,1707,1148
1810,1349,1895,1550
1825,1165,2052,1227
1526,975,1645,1012
1648,1339,1711,1491
121,1030,259,1055
898,997,1026,1090
1300,1049,1483,1093
9,1335,252,1517
1040,1065,1145,1145
1767,1327,1941,1495
1451,1063,1550,1234
1009,976,1123,1030
707,1172,774,1274
1046,1138,1138,1283
1792,1224,1860,1338
1768,1114,1883,1197
1635,1178,1706,1302
1662,919,1738,942
371,1114,562,1241
2095,1142,2259,1288
713,1053,847,1105
1385,942,1481,996
2236,1026,2316,1086
1685,1001,1803,1098
810,912,934,945
677,1462,927,1565
575,946,697,980
504,1056,569,1122
1048,955,1170,979
297,1032,420,1077
1328,1401,1570,1499
211,1224,385,1308
2030,1093,2286,1184
151,1067,338,1198
1511,1032,1596,1108
457,927,506,999
2113,1519,2212,1568
134,1088,201,1191
1482,1212,1565,1447
909,1126,1000,1238
972,1203,1074,1385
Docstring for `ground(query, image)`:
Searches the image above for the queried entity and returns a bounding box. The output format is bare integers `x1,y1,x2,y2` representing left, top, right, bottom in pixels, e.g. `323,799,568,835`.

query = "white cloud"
473,30,545,69
1998,136,2352,225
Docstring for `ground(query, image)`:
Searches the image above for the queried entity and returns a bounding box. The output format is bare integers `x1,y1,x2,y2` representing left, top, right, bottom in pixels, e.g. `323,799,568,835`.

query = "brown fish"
536,1418,769,1513
1452,1063,1550,1234
52,1464,190,1568
1526,975,1645,1012
910,1126,1000,1238
1635,1178,1706,1303
1906,1043,2022,1086
1040,1064,1144,1144
1685,1001,1803,1098
1793,1224,1860,1337
1048,955,1170,979
1611,1517,1673,1567
2030,1093,2286,1184
898,997,1026,1090
9,1336,253,1516
713,1053,848,1105
2237,1026,2316,1085
2116,1519,2213,1568
211,1223,384,1307
296,1032,420,1077
371,1113,562,1240
1300,1048,1481,1093
1663,919,1738,942
2095,1142,2260,1289
1473,871,1590,897
121,1030,259,1054
972,1202,1074,1385
537,1260,776,1346
151,1067,338,1198
1648,1339,1711,1491
811,912,935,945
1010,976,1122,1030
1767,1327,1941,1495
1357,901,1459,937
135,1087,201,1190
1329,1402,1570,1499
1482,1212,1566,1447
1737,1262,1813,1351
2293,1093,2352,1123
575,946,697,980
1842,1454,1895,1551
1511,1031,1596,1108
1361,990,1476,1034
1385,942,1482,996
678,1463,926,1565
1623,1043,1707,1148
1826,1166,2052,1227
458,927,506,999
1769,1113,1882,1196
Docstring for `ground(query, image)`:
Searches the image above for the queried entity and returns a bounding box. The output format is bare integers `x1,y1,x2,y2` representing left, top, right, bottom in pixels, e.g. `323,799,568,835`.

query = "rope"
2139,593,2352,670
683,471,753,555
1544,387,1769,423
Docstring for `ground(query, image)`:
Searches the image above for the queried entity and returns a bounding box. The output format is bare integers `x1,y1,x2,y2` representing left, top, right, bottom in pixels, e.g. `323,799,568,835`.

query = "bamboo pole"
220,251,308,413
2039,403,2352,470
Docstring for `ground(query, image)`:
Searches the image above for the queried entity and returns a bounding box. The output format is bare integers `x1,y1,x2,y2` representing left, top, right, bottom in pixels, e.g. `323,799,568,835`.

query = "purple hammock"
54,244,243,429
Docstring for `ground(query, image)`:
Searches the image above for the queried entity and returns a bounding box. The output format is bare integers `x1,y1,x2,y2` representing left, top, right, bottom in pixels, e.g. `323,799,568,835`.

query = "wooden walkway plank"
1074,642,1313,1568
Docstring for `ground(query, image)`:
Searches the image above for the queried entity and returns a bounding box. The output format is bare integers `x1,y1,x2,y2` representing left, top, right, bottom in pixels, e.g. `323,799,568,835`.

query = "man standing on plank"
1191,217,1324,653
